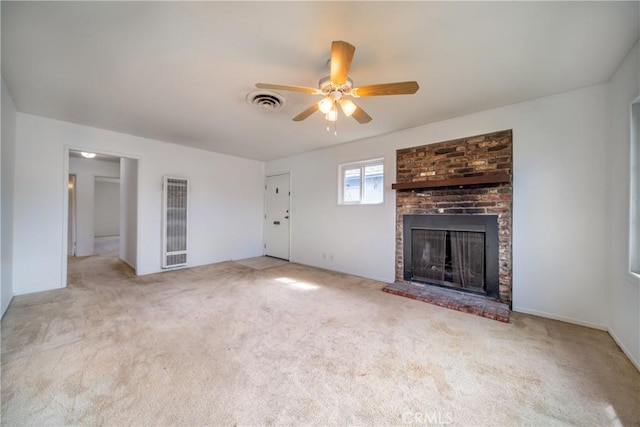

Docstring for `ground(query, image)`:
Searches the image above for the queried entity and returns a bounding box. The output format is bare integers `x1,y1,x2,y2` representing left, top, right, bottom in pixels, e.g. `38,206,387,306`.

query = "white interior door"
265,173,290,260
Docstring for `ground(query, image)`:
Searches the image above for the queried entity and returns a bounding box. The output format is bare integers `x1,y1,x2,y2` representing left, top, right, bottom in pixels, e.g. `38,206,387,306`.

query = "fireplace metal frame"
403,214,499,298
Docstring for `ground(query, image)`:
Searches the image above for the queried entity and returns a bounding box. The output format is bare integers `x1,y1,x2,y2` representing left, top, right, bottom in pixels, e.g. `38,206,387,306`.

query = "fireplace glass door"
411,229,485,292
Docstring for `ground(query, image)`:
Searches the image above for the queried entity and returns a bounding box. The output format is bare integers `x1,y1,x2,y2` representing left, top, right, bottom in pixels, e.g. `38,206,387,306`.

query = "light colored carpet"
1,255,638,426
234,256,289,270
93,236,119,257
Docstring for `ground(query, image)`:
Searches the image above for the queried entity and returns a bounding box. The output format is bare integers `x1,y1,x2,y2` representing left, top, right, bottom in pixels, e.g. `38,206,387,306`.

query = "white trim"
1,295,14,319
608,328,640,372
293,260,391,285
512,306,607,331
629,99,640,278
61,148,70,287
62,145,142,286
135,158,142,274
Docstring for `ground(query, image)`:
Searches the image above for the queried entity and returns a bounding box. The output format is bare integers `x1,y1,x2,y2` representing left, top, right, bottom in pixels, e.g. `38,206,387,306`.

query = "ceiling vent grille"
247,90,286,112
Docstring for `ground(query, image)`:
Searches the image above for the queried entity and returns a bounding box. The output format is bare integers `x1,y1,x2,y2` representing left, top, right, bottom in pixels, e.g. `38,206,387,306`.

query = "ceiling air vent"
247,90,286,112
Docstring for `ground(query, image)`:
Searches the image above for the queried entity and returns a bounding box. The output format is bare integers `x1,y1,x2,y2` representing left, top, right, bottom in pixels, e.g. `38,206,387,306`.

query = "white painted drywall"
12,113,265,294
1,79,17,317
120,158,138,270
69,158,120,256
267,83,610,329
607,40,640,369
94,179,120,237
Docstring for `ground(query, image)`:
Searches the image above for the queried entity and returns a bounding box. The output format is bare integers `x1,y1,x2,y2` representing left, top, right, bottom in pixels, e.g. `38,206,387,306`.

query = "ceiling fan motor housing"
319,75,353,96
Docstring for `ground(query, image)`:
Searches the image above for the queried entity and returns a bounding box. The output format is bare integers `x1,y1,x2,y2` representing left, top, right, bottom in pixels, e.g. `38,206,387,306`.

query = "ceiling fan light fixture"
339,99,357,117
325,107,338,122
318,97,334,114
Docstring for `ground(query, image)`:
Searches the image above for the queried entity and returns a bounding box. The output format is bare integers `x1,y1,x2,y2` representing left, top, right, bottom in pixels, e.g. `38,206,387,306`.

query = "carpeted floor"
1,254,638,426
93,236,119,257
233,255,289,270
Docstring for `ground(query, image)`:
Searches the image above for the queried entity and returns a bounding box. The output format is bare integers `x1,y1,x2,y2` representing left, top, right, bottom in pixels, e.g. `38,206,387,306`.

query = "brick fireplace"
388,129,513,314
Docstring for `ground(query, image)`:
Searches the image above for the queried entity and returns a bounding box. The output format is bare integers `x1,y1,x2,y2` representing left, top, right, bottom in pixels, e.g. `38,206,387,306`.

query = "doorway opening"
65,149,138,287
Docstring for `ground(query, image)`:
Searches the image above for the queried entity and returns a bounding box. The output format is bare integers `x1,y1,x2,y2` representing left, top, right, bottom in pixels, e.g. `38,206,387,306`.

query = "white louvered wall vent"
162,176,188,268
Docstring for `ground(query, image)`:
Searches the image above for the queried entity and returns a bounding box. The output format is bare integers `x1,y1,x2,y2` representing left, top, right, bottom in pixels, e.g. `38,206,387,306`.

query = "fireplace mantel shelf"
391,172,511,191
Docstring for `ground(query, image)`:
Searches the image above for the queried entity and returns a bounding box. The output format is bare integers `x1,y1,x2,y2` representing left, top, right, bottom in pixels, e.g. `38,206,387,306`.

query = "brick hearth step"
382,282,510,323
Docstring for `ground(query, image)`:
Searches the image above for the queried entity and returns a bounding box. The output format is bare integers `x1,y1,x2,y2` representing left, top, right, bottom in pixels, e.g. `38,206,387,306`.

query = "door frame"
264,172,291,260
68,174,77,256
62,146,141,287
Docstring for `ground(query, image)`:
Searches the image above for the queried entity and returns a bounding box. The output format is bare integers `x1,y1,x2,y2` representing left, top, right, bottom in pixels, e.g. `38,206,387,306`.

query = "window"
339,158,384,205
631,101,640,275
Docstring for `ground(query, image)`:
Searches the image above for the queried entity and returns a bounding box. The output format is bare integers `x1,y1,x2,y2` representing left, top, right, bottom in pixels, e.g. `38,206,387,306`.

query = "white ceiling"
2,2,638,161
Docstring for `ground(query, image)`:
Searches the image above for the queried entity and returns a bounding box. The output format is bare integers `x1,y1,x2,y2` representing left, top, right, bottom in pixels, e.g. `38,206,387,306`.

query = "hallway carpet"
1,255,638,426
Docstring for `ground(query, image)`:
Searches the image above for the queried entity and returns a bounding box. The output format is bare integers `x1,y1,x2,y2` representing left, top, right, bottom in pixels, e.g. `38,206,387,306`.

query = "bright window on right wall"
631,100,639,275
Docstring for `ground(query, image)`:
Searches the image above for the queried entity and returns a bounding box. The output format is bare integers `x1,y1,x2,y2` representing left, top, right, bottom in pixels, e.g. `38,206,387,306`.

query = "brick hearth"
383,282,510,322
393,130,513,317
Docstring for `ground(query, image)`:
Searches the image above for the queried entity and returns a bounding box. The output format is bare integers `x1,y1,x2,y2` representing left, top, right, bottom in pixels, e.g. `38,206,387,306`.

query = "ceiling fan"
255,41,419,131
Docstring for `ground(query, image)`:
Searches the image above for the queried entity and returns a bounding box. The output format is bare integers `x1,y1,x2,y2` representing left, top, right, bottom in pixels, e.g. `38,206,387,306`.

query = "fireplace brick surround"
393,129,513,306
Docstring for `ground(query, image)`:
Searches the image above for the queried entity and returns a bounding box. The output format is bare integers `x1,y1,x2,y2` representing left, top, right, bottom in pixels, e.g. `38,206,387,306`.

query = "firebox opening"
412,229,485,292
403,215,499,298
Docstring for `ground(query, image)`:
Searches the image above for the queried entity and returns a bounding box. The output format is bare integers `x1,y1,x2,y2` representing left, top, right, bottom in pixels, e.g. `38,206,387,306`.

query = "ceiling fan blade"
330,41,355,85
292,103,319,121
351,102,372,124
255,83,320,95
352,81,419,97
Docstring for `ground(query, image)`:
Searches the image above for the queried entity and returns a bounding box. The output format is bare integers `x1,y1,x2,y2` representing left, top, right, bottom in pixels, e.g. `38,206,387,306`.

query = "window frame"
338,158,385,205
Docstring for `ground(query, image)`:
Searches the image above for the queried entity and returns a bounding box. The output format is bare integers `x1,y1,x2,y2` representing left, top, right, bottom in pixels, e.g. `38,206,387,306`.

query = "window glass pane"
363,163,384,203
343,168,361,202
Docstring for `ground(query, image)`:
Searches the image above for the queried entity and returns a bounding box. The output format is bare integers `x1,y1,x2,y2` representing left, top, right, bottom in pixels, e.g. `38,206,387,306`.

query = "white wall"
69,158,120,256
267,83,610,329
607,40,640,369
120,158,138,269
94,178,120,237
13,113,265,294
1,79,17,317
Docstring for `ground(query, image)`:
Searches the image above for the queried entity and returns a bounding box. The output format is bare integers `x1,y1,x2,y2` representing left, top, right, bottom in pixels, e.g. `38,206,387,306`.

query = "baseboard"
13,283,65,296
1,294,14,320
292,260,392,285
608,328,640,372
119,257,137,274
512,306,607,331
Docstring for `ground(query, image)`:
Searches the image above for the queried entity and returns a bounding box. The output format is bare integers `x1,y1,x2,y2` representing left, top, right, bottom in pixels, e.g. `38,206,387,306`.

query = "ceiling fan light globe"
325,109,338,122
318,97,334,114
339,99,357,117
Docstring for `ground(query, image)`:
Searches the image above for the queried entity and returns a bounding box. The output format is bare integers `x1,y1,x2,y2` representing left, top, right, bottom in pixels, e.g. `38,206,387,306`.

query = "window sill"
338,202,385,206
